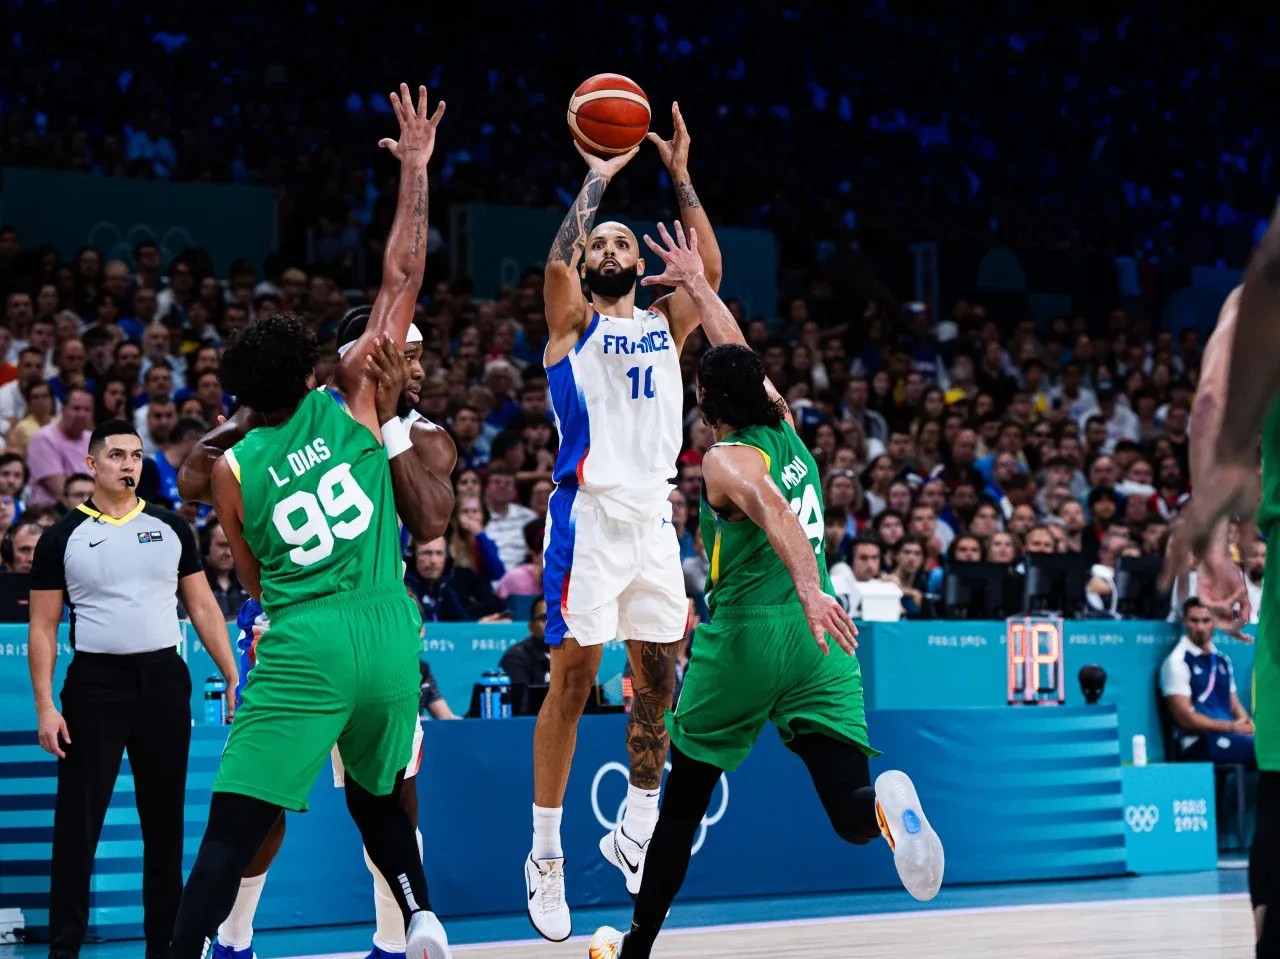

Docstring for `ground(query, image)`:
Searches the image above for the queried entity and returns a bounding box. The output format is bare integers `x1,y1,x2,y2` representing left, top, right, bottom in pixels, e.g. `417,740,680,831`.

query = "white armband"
382,417,412,459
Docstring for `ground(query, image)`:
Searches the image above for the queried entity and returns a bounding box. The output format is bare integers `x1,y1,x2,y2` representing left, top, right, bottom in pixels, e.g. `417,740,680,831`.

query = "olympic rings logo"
1124,804,1160,833
87,221,195,266
591,761,729,856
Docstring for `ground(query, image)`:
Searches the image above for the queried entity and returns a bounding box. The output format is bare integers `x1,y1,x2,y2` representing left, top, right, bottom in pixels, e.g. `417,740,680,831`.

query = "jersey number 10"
626,365,656,400
789,484,824,554
271,462,374,567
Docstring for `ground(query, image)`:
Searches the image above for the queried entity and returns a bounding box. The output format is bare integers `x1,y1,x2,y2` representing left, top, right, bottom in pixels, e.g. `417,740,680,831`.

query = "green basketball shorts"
667,602,879,772
214,584,423,811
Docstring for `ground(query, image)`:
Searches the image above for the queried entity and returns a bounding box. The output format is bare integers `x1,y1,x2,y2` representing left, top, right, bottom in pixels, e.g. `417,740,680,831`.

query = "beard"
1251,567,1265,585
584,263,637,299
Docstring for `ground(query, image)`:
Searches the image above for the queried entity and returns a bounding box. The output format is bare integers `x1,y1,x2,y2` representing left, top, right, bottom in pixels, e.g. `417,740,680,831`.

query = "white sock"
216,872,266,949
532,804,564,860
621,784,660,844
366,830,425,952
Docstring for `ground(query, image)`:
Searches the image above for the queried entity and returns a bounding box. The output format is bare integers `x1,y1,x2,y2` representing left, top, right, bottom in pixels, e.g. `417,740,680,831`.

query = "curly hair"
697,344,787,429
220,312,318,413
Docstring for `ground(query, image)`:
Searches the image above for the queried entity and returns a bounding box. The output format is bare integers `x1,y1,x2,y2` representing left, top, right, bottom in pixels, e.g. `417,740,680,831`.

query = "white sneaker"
588,926,625,958
874,769,945,902
405,910,451,959
598,826,649,897
525,854,572,941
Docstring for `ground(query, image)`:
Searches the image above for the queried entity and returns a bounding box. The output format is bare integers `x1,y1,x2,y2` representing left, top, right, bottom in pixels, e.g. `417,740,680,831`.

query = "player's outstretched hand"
1198,544,1252,640
378,83,446,164
646,101,691,175
641,221,703,288
572,140,640,179
366,335,410,424
801,588,858,656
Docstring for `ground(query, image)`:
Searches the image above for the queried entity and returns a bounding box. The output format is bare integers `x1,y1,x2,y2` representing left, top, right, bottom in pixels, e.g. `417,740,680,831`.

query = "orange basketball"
567,74,650,157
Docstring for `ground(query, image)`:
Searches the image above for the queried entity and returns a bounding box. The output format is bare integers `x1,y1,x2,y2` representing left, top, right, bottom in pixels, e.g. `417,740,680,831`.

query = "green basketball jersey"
698,420,834,617
225,389,403,614
1255,395,1280,770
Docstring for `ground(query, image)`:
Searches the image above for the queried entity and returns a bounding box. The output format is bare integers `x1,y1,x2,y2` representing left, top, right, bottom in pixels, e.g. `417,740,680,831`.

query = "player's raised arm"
1220,202,1280,461
703,444,857,656
643,221,792,428
645,104,723,349
337,83,444,408
1164,289,1252,633
543,143,639,349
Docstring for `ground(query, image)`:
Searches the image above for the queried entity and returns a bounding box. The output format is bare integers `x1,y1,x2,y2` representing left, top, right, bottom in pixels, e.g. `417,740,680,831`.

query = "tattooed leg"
625,641,680,790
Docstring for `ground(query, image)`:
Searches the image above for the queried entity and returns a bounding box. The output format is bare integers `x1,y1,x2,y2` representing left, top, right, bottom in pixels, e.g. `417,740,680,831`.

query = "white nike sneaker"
599,826,648,897
874,769,945,902
525,854,572,941
406,909,451,959
588,926,625,958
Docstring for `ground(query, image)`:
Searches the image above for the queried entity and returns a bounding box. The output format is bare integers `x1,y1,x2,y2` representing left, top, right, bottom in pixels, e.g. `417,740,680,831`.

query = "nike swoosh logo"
89,540,107,548
614,835,640,874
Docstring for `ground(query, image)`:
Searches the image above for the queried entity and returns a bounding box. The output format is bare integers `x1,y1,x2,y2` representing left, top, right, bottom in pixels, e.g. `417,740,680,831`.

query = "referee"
26,419,238,959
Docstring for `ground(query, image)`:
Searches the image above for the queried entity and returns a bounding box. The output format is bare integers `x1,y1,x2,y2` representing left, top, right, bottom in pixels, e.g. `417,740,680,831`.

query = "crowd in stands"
3,3,1277,311
1,3,1273,626
0,215,1253,627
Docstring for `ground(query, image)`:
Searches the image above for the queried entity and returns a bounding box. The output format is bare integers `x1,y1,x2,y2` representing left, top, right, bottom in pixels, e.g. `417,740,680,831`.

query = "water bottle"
1132,734,1148,767
204,675,228,725
479,669,504,719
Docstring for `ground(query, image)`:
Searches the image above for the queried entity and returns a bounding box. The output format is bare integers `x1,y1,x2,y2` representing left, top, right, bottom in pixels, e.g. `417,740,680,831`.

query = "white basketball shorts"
542,487,687,647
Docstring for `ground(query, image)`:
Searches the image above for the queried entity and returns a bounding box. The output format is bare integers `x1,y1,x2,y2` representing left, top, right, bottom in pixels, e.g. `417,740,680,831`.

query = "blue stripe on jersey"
547,321,595,486
542,485,579,646
324,387,348,411
232,597,264,708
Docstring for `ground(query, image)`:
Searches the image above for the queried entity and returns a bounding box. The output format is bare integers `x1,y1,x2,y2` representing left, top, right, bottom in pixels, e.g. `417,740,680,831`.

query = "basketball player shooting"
525,103,724,941
169,84,453,959
1167,203,1280,959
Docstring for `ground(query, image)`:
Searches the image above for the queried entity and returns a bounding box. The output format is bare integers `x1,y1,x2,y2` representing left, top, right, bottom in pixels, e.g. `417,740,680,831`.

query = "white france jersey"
547,307,682,523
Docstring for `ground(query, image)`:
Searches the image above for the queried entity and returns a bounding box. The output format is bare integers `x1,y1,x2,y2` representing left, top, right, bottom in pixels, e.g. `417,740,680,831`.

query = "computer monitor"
1023,554,1091,617
941,562,1015,619
1115,555,1170,619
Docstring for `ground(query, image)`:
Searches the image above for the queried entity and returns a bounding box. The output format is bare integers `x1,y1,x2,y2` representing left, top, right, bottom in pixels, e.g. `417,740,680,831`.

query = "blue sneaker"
211,943,255,959
364,948,406,959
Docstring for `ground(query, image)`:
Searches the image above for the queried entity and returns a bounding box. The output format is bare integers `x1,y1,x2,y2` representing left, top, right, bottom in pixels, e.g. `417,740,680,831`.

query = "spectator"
449,404,489,471
405,537,509,623
447,495,506,582
482,465,537,572
0,452,29,507
669,489,696,562
48,338,87,403
683,524,710,623
138,398,179,458
417,655,460,720
0,347,48,433
886,534,931,618
499,596,553,688
843,537,885,618
200,518,251,618
1245,539,1266,625
59,473,95,513
152,418,207,509
26,387,94,505
496,520,545,602
6,379,56,454
1024,524,1058,556
1160,599,1255,764
2,518,43,573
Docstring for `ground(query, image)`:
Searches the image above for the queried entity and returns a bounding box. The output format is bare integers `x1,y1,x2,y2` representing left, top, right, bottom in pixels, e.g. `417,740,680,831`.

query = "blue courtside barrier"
0,622,628,727
857,620,1255,762
1,707,1126,941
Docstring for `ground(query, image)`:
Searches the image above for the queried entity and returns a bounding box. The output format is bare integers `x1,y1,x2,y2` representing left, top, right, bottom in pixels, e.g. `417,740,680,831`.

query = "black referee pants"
48,648,192,959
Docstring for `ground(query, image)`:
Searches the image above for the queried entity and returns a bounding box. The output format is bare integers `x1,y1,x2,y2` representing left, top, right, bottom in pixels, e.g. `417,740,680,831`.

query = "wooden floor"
449,895,1254,958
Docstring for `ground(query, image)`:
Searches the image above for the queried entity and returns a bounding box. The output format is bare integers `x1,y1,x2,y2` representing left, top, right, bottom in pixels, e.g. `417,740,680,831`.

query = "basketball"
567,73,650,157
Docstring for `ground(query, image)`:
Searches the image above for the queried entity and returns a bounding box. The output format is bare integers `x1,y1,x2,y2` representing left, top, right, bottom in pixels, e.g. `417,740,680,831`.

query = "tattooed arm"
543,143,639,364
338,84,444,434
645,103,725,351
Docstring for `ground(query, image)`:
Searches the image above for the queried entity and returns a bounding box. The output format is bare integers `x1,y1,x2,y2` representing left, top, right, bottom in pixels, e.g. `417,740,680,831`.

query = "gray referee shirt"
29,499,202,654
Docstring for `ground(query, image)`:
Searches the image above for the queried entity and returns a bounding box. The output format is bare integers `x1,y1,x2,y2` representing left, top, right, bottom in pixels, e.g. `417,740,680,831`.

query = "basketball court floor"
0,866,1253,958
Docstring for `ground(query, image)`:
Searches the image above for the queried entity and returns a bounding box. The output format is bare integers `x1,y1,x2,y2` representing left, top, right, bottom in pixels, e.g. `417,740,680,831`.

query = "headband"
336,323,423,358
